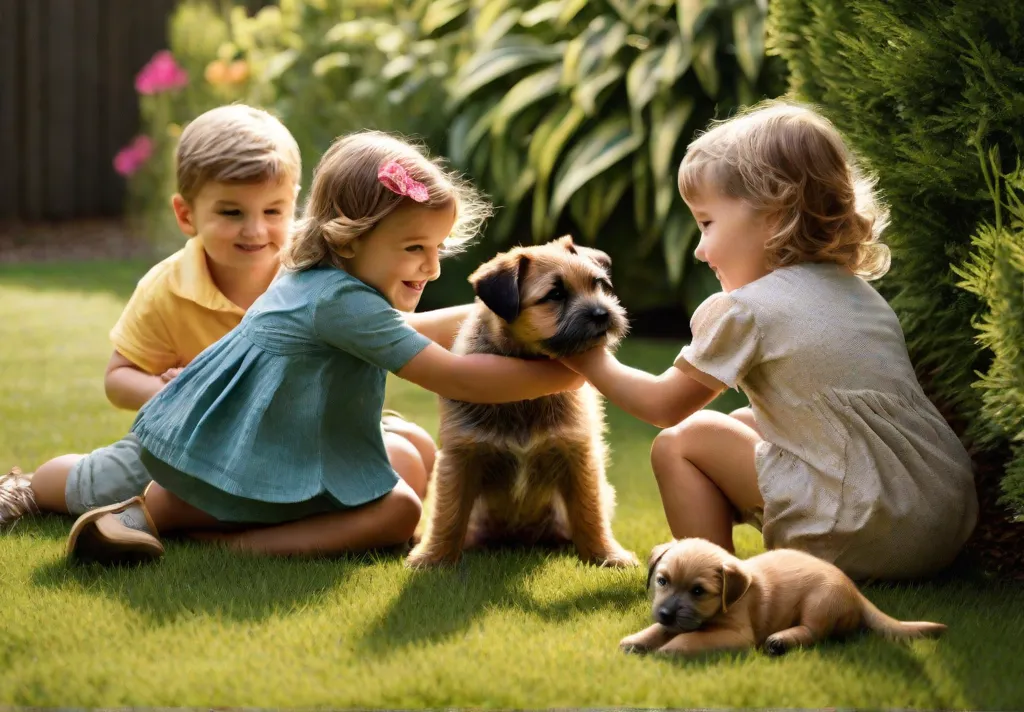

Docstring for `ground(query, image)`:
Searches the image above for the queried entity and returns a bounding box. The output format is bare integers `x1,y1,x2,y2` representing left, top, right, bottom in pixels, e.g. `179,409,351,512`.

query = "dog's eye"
542,286,567,302
690,585,705,597
655,575,668,587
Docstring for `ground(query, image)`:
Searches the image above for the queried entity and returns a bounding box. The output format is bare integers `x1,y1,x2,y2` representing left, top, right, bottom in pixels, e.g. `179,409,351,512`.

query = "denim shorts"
65,434,152,515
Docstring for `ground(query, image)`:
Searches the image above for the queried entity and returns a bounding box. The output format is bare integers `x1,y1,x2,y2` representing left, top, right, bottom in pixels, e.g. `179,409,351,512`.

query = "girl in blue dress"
65,131,584,564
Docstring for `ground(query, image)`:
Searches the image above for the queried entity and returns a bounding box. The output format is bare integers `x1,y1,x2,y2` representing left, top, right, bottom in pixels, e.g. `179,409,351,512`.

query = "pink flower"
135,50,188,95
113,135,154,177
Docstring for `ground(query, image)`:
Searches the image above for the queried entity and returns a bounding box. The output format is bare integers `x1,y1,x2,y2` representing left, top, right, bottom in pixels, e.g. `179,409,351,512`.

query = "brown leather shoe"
66,496,164,565
0,467,37,527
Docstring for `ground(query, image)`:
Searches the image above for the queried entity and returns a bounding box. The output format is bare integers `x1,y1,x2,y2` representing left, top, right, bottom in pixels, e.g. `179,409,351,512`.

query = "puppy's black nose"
656,606,676,626
589,306,609,325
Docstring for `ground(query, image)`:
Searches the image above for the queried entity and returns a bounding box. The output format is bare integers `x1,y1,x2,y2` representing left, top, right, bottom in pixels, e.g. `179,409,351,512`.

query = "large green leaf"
692,28,720,97
478,8,523,50
561,17,623,88
651,95,694,226
658,33,692,88
579,21,628,81
572,64,624,116
448,43,564,107
520,1,565,28
556,0,589,29
472,0,515,40
732,1,765,82
633,151,653,237
626,46,667,116
491,65,563,135
530,102,588,237
663,206,700,285
311,52,352,77
676,0,717,55
421,0,469,34
448,98,499,167
549,116,644,226
569,171,632,243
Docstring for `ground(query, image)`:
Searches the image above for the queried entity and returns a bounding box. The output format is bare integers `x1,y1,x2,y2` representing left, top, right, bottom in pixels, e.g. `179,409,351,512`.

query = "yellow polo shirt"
110,237,247,375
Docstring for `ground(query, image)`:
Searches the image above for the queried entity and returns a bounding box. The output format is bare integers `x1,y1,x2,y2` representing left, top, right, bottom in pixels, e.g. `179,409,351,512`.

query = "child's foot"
66,496,164,565
0,467,38,527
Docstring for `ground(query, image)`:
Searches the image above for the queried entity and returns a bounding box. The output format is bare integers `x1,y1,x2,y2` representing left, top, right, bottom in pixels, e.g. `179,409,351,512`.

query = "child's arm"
397,343,583,404
403,304,473,351
103,350,170,411
563,347,722,428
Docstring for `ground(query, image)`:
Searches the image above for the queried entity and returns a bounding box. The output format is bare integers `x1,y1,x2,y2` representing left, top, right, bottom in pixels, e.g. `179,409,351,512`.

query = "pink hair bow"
378,161,429,203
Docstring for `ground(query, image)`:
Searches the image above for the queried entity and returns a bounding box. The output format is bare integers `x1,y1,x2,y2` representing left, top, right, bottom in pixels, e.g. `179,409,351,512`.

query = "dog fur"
405,236,639,569
621,538,947,656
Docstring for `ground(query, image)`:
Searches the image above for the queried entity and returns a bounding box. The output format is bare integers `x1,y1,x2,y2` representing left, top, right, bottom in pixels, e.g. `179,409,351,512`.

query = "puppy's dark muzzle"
655,600,702,632
541,301,627,357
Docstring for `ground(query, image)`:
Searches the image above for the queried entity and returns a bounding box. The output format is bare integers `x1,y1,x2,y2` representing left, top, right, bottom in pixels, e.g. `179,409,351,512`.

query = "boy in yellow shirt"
2,104,449,527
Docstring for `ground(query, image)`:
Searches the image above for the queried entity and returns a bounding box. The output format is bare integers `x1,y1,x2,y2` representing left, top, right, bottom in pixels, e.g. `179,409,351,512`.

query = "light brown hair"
678,99,891,280
175,104,301,201
284,131,491,271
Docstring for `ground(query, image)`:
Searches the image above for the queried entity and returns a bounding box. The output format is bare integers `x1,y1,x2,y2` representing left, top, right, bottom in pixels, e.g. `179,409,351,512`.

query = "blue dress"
131,266,431,523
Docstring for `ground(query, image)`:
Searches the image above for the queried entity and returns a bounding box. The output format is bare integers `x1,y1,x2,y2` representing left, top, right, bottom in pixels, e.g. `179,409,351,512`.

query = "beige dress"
675,263,977,580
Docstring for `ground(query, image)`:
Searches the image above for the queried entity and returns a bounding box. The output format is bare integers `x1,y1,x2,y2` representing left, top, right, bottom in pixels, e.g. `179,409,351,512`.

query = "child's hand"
561,346,611,378
160,368,183,383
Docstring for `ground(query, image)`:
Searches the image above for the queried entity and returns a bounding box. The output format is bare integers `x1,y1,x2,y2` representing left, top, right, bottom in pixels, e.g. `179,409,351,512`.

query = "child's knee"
385,433,429,500
384,419,437,474
386,482,423,542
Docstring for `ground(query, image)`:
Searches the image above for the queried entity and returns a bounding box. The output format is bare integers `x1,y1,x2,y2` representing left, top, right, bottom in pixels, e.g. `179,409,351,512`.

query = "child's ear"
171,194,198,237
469,253,529,324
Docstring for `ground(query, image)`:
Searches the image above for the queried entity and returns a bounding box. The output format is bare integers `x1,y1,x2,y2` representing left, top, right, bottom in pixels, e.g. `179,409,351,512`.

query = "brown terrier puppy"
406,235,638,569
622,538,946,656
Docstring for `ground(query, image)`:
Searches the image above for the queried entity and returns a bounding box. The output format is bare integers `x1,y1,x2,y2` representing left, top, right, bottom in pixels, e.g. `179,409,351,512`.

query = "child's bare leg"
650,410,762,551
143,483,224,532
30,455,82,514
383,416,436,475
194,480,422,556
729,407,760,436
384,431,430,500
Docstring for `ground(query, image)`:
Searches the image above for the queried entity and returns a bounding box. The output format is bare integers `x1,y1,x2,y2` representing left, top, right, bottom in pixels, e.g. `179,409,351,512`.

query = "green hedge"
767,0,1024,513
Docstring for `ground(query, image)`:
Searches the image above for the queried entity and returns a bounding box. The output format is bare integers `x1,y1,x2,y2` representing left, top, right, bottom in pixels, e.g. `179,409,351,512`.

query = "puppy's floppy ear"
646,540,676,591
720,561,752,612
469,253,529,324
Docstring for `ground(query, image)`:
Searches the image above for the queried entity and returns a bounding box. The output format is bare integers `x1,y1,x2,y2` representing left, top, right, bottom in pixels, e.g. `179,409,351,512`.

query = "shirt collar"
167,237,245,315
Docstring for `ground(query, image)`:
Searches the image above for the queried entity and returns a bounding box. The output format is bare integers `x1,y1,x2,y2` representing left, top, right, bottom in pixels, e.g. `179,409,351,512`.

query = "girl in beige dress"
566,100,977,581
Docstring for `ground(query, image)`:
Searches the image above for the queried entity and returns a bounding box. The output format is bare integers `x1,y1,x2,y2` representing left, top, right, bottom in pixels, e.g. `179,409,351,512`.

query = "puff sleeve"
312,276,431,373
675,292,761,390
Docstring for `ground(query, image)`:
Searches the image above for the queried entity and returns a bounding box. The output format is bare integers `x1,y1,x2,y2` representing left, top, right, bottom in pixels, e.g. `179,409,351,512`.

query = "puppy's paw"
763,634,789,657
598,547,640,568
404,546,458,570
619,636,652,655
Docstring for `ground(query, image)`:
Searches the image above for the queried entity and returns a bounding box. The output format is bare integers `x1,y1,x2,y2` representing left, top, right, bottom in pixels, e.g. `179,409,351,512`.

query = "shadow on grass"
358,547,639,655
0,260,152,302
27,535,404,626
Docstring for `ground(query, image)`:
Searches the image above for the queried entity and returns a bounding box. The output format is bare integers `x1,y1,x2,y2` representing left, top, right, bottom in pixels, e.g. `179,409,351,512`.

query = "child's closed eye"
219,209,242,218
405,244,424,252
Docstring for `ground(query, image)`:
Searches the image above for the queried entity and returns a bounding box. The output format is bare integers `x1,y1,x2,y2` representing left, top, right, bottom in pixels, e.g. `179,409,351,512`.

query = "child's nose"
694,236,708,263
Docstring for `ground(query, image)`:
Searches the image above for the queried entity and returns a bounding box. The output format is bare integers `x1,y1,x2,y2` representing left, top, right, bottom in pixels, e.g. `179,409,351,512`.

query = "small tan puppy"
622,538,947,657
406,236,638,569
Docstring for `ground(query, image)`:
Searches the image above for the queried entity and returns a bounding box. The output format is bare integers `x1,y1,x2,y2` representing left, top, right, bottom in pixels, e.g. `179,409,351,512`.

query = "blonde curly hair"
678,99,891,280
284,131,491,271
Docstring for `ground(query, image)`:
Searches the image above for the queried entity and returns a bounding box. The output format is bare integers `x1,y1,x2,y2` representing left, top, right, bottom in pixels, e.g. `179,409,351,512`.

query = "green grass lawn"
1,261,1023,710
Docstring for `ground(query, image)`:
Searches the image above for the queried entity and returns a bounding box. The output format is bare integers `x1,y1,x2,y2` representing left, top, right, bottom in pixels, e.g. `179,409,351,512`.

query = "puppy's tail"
859,594,947,640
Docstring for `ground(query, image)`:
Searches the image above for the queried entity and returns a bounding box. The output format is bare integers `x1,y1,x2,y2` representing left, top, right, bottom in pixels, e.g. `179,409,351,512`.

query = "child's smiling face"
344,200,456,312
685,188,774,292
172,178,297,273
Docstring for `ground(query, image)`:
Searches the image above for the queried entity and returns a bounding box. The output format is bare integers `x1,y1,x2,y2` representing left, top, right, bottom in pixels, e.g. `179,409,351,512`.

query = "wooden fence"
0,0,268,222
